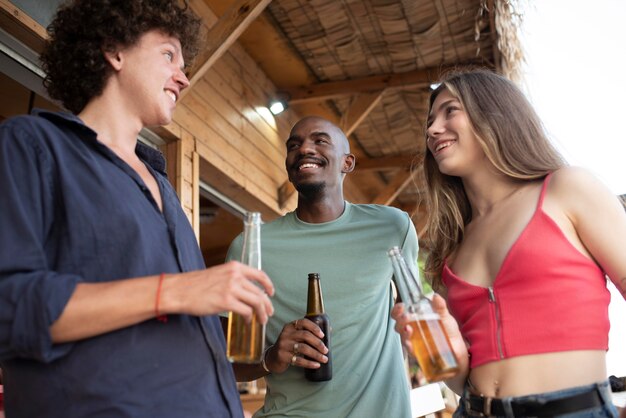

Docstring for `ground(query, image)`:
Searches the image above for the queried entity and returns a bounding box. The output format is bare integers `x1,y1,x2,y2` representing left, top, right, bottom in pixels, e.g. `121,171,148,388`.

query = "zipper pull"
488,286,496,302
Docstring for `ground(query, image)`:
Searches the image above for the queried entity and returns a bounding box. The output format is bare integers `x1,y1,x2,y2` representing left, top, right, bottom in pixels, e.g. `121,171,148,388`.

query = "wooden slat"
284,66,453,104
209,54,286,155
190,77,285,177
372,169,413,205
340,90,385,137
0,0,47,52
185,0,272,93
278,181,295,209
181,90,284,185
175,103,283,212
197,142,285,219
192,150,200,239
355,154,418,171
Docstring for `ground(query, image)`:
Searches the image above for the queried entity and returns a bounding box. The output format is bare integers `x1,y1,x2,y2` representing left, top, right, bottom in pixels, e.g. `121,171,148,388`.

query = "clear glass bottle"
304,273,332,382
227,212,265,363
388,246,459,382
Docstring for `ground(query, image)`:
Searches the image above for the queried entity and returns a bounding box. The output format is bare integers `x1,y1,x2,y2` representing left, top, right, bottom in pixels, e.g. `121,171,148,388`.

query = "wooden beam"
372,169,413,205
356,154,417,171
184,0,272,94
192,150,200,240
340,90,385,136
284,65,454,104
0,0,47,52
355,155,418,171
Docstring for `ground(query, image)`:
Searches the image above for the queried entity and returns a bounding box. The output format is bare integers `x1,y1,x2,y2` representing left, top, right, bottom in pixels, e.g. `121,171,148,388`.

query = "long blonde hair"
423,70,566,291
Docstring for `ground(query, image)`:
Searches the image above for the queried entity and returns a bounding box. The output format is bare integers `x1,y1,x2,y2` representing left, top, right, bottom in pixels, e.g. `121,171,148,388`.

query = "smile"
435,140,455,153
299,163,320,170
165,90,177,103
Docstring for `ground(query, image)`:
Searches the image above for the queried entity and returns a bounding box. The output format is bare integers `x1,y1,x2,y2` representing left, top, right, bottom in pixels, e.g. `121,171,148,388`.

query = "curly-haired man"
0,1,274,417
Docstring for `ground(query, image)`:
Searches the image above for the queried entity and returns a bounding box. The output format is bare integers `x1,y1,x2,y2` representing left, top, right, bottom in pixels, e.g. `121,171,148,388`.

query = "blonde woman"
393,69,626,417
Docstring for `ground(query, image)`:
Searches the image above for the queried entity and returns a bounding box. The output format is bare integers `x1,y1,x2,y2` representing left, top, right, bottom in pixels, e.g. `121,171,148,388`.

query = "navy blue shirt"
0,110,243,417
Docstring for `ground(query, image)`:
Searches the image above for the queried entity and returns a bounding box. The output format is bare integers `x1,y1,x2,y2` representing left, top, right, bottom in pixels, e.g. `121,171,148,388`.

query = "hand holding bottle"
392,294,467,365
227,212,268,363
388,247,460,382
263,317,329,375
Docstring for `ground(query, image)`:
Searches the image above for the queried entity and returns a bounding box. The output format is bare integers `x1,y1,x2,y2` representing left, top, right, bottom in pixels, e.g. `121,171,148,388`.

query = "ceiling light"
269,100,286,115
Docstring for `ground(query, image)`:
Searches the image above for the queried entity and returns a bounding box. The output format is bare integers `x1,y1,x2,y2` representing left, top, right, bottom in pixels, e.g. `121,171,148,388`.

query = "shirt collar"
31,109,167,175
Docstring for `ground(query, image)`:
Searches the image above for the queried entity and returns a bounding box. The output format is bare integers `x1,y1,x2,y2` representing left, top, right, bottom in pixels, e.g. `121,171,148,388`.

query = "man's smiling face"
285,116,353,196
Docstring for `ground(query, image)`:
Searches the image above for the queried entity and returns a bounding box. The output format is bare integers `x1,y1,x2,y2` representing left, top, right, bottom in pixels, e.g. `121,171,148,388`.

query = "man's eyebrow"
164,40,185,71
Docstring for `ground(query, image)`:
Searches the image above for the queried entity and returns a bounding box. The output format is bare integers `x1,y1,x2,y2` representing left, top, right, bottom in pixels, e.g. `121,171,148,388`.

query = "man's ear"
103,47,123,71
342,153,356,173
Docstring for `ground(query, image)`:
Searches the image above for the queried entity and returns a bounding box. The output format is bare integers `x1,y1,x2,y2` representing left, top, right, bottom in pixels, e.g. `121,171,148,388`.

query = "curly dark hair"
40,0,202,114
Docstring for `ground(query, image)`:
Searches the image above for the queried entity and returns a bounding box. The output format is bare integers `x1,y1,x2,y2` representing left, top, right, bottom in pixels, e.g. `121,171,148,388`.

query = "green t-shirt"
227,202,418,418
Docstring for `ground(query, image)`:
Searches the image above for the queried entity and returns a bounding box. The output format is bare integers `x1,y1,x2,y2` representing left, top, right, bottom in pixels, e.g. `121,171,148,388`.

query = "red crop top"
442,174,610,368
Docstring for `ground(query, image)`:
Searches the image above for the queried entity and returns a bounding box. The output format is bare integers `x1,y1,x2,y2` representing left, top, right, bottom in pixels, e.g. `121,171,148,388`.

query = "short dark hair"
40,0,202,114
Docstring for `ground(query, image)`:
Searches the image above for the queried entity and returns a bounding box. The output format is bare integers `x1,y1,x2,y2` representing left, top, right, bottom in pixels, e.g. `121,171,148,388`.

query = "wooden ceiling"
0,0,522,265
187,0,521,229
0,0,522,242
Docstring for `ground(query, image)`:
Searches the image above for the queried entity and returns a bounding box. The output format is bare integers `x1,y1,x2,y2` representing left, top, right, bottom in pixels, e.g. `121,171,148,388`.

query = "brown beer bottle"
388,247,459,382
304,273,332,382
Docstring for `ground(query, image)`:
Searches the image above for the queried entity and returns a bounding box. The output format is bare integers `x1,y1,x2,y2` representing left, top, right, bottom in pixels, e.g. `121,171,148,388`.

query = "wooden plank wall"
156,0,301,222
162,131,200,238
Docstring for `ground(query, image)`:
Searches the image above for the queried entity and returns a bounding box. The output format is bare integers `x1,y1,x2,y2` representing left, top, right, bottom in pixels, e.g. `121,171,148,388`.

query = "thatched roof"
204,0,524,221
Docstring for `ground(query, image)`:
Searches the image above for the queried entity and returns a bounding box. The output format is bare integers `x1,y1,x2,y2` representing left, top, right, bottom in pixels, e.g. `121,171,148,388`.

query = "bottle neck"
241,212,261,269
388,247,425,305
306,276,325,315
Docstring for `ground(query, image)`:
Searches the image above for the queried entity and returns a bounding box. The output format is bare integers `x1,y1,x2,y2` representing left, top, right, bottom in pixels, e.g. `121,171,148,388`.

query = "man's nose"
175,68,190,90
299,139,316,154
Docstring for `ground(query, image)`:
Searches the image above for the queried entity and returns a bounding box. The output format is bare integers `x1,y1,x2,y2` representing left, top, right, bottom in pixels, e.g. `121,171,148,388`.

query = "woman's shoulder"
548,166,608,198
547,166,619,215
550,166,597,185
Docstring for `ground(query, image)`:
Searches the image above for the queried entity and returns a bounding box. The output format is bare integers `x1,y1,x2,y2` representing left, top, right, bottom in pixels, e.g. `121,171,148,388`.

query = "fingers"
238,263,275,297
219,261,274,323
286,337,328,370
391,302,415,354
431,293,449,315
391,302,405,321
179,261,274,320
293,317,324,339
234,277,274,324
268,319,329,373
391,302,412,334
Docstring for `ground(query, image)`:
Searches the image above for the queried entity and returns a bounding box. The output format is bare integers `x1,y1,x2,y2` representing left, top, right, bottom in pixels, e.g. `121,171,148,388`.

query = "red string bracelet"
155,273,168,323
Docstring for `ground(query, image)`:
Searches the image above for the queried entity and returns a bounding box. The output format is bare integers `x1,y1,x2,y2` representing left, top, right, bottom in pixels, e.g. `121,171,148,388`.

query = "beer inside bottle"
227,212,265,363
388,247,459,382
304,273,332,382
406,305,459,381
227,311,264,363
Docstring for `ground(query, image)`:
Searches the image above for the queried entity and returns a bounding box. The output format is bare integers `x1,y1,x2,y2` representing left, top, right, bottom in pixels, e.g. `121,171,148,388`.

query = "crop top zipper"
488,287,504,359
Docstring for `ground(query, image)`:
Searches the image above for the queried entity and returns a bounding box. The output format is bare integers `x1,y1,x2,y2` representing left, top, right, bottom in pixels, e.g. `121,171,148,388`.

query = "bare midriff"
469,350,607,397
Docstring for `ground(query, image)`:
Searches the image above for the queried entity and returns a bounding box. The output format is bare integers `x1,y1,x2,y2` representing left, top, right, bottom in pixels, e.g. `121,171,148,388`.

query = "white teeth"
299,163,319,170
436,141,453,152
165,91,176,103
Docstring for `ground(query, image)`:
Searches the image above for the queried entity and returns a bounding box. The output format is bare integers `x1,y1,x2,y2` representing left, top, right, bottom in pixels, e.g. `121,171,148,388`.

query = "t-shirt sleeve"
400,212,419,265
